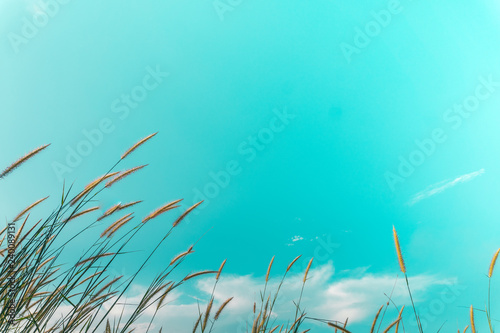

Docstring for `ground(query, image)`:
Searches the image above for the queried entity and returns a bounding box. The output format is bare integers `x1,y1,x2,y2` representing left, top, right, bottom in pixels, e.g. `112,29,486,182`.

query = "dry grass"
370,305,383,333
2,134,497,332
105,164,148,188
142,199,183,223
121,132,158,159
488,248,499,278
172,201,203,227
0,144,50,179
0,133,229,332
470,305,476,333
214,297,233,320
392,226,405,274
13,196,49,222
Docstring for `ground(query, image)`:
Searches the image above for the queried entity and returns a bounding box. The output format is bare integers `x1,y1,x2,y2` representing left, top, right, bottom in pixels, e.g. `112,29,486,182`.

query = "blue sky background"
2,0,500,331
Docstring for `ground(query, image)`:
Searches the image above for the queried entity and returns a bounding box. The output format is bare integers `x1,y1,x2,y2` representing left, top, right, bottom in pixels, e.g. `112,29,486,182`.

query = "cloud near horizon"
62,262,456,332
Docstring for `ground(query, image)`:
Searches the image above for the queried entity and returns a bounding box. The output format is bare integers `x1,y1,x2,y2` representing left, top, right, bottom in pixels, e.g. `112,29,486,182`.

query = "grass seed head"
393,226,406,274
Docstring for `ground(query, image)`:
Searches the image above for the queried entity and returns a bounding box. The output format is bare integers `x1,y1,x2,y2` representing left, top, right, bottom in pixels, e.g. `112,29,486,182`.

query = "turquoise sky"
2,0,500,331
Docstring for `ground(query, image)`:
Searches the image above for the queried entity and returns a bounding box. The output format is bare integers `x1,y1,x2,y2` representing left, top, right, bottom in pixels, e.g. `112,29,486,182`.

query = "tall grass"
0,135,323,332
392,226,500,333
0,135,228,332
2,137,497,332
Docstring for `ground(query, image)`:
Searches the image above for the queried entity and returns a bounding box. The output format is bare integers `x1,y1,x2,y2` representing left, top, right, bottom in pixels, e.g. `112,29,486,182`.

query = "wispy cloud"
408,168,485,206
287,235,304,246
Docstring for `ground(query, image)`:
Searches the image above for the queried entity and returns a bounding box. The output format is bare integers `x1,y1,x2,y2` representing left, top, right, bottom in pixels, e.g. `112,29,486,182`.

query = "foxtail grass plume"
394,305,405,333
107,215,134,238
13,196,49,222
94,276,123,297
70,187,93,206
76,270,105,288
266,256,275,282
392,226,406,274
12,214,30,246
370,305,384,333
202,298,213,331
169,246,194,266
252,313,261,333
488,248,500,278
193,314,202,333
119,200,142,210
289,316,304,332
303,258,313,283
75,252,115,267
97,200,141,221
84,172,119,190
98,203,122,221
101,213,134,238
70,173,118,206
66,206,100,222
216,259,226,280
470,305,476,333
183,270,217,281
121,132,158,159
105,165,147,188
172,201,203,227
0,144,50,179
142,199,183,223
382,316,401,333
157,283,175,311
214,297,233,320
287,255,301,272
327,322,352,333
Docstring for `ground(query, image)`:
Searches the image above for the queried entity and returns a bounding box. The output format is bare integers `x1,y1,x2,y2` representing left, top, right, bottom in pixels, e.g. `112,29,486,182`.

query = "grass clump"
0,134,226,332
3,134,497,332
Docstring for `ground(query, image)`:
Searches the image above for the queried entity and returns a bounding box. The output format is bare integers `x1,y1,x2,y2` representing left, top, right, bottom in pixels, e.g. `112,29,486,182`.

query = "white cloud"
287,235,304,246
408,168,485,206
71,263,454,332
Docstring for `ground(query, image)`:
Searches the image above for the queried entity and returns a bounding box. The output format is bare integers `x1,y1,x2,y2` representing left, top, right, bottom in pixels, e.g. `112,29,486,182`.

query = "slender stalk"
404,274,423,333
488,278,494,333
